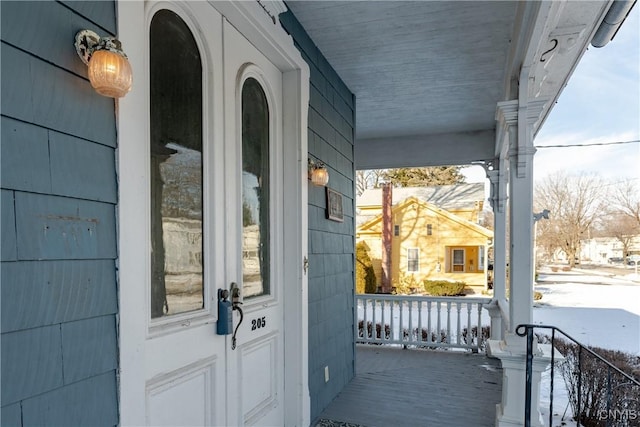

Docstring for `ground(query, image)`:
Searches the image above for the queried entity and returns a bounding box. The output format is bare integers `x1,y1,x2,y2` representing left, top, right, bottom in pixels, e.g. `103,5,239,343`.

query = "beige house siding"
356,197,492,291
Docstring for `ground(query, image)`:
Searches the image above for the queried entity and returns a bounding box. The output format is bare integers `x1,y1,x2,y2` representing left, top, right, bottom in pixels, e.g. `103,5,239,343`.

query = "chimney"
381,183,393,293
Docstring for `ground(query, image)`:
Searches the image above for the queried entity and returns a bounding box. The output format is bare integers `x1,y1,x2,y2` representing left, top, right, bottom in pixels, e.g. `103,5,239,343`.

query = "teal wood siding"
1,2,119,425
280,10,357,421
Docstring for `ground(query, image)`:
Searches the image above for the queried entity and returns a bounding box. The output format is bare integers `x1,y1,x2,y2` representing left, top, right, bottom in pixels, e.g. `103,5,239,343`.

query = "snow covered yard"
534,267,640,355
533,267,640,426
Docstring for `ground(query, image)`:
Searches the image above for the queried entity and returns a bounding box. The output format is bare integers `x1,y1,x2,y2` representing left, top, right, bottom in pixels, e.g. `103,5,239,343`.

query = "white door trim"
117,1,310,426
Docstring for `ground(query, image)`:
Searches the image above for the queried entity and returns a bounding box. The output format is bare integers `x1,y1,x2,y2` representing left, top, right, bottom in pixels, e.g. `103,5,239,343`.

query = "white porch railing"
356,294,492,352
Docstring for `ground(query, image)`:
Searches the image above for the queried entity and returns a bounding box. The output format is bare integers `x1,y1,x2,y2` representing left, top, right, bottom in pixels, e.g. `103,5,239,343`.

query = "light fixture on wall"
308,158,329,186
75,30,133,98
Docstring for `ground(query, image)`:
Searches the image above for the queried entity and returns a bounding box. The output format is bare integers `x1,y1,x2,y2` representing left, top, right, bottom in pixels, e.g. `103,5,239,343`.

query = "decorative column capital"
487,165,508,213
496,100,519,127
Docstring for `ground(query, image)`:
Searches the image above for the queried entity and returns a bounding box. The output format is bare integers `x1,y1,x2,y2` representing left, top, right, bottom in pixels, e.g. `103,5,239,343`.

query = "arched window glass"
150,10,204,318
242,78,270,298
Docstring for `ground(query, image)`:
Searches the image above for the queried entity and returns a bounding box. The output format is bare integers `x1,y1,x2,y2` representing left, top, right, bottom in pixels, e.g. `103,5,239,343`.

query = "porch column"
489,99,551,427
486,156,508,341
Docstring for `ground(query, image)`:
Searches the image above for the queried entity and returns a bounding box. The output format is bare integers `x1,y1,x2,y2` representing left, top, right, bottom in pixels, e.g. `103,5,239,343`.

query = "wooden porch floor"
315,345,502,427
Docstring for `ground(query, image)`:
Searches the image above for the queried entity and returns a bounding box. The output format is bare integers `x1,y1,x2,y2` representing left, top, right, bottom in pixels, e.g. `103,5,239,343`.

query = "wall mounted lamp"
308,158,329,186
74,30,133,98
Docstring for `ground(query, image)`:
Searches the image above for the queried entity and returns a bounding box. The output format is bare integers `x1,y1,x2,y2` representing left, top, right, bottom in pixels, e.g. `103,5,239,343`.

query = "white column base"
488,337,554,427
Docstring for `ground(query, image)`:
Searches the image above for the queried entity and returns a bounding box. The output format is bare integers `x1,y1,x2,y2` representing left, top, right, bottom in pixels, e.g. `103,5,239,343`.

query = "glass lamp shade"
310,167,329,186
88,49,133,98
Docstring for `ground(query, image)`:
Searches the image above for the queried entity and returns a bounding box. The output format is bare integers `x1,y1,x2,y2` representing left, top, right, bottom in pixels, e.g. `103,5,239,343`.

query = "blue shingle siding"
1,260,117,333
280,9,357,421
1,1,119,425
1,403,22,427
21,372,118,427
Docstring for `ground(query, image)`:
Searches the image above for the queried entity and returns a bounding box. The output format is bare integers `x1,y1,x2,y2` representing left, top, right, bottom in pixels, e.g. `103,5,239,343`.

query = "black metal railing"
516,324,640,427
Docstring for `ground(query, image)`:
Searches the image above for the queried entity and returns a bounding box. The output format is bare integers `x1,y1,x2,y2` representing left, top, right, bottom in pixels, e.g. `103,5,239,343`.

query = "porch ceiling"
285,1,613,170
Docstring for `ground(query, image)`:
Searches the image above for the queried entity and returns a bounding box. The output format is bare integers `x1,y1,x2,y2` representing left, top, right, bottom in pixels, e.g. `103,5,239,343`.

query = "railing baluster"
549,328,555,427
466,303,473,348
436,301,442,344
427,301,432,344
524,326,534,427
446,301,452,344
363,298,369,339
418,300,423,344
456,302,462,345
381,299,386,342
408,299,413,345
385,300,396,340
577,346,582,427
399,299,403,343
372,299,377,342
606,366,612,427
476,303,482,347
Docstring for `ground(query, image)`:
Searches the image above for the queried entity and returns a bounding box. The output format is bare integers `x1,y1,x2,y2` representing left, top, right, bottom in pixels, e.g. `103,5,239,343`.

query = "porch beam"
355,129,495,170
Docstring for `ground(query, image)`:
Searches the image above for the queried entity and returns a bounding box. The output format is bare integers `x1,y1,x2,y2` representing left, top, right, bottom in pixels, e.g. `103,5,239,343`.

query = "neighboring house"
357,187,493,291
1,1,632,426
580,236,640,263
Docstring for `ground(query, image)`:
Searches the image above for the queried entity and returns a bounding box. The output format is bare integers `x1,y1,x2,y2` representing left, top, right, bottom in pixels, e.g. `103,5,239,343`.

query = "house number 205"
251,317,266,331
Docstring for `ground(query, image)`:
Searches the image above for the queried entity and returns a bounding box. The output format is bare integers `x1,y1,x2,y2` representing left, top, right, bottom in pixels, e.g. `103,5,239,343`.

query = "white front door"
117,2,298,426
222,18,285,427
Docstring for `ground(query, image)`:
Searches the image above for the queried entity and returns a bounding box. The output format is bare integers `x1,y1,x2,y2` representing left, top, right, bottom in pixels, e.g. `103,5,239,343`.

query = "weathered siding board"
0,1,114,79
61,315,117,383
1,260,117,333
21,372,118,427
280,9,357,420
14,192,116,261
59,1,117,34
1,43,33,122
1,190,17,261
0,403,22,426
1,43,116,147
49,131,117,203
1,325,64,405
1,117,52,194
1,1,119,424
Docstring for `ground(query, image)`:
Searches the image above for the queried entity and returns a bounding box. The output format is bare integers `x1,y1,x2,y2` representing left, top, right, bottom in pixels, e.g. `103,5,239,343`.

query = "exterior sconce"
74,30,133,98
308,159,329,186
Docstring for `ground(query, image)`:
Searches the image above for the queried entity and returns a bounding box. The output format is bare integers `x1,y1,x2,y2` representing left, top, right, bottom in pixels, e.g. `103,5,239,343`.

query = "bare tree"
611,179,640,229
601,212,638,260
535,172,605,267
355,169,385,196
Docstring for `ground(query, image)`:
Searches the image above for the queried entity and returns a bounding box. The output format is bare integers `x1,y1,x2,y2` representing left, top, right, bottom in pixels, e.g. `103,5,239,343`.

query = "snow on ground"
533,267,640,426
533,268,640,355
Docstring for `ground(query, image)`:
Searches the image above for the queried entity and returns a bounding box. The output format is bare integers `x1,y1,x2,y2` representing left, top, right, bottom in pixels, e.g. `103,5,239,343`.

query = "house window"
150,10,204,319
407,248,419,272
478,246,485,271
394,225,400,236
427,224,432,235
242,78,270,298
452,249,465,272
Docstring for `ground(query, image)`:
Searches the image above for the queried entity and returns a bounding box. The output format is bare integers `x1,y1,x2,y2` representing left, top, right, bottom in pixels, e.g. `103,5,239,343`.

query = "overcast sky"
464,5,639,184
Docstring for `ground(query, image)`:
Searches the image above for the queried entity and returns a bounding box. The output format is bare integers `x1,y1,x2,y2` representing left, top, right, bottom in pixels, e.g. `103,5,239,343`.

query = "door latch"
303,256,309,274
229,283,243,350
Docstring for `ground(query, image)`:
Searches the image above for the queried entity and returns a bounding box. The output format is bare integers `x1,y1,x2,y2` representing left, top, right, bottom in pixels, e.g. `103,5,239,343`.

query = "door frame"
117,1,310,425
